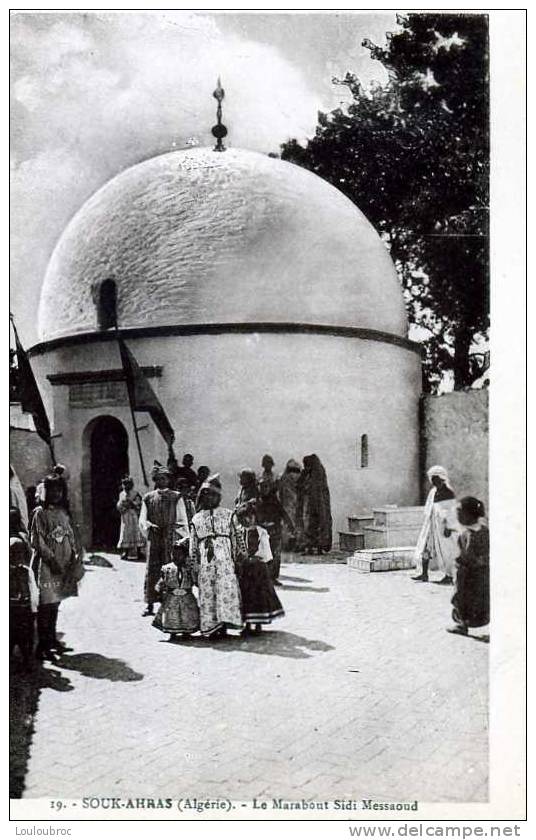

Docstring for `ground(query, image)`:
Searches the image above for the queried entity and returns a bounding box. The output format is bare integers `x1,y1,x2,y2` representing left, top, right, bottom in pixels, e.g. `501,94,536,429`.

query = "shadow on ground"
9,660,74,798
164,630,335,660
57,653,144,682
10,649,142,797
282,550,348,565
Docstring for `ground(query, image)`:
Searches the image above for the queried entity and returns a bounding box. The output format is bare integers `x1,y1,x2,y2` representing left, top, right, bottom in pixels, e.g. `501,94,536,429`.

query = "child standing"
234,501,285,634
10,508,38,670
31,475,78,661
152,537,200,640
448,496,490,638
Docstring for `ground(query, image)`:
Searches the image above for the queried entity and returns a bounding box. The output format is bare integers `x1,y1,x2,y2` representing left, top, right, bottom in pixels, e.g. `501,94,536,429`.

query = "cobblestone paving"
20,556,488,803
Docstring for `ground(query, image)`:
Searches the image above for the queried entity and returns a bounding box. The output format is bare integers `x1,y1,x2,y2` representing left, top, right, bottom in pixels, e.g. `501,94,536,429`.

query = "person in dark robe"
234,500,284,633
10,508,38,671
176,476,196,527
25,485,38,527
448,497,489,637
197,465,210,486
139,465,189,617
235,469,258,506
279,459,302,551
256,477,295,584
260,454,279,491
176,454,199,491
296,454,332,555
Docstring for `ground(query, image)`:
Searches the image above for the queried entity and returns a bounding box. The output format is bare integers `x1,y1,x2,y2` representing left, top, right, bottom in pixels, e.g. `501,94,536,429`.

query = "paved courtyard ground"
11,554,488,804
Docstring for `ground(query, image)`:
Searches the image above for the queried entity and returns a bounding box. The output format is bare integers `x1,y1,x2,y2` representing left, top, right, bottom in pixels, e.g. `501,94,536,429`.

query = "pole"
128,389,149,488
115,327,149,487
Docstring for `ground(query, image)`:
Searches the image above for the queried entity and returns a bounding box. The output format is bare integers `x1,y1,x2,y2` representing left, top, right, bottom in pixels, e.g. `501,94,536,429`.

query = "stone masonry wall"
421,389,488,508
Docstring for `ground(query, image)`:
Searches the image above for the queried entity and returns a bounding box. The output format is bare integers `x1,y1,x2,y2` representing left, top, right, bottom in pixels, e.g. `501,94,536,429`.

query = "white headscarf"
427,465,453,490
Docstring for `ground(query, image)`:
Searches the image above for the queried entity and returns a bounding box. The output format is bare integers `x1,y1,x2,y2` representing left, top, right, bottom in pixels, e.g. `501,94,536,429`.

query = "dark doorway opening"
90,416,129,549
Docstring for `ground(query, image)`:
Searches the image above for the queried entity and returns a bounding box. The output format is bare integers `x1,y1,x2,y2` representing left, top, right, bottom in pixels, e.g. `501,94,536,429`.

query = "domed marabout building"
29,146,422,548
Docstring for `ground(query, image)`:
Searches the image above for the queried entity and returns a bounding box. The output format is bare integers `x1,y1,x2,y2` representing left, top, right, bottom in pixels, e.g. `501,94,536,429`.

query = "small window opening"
97,279,117,330
361,434,369,468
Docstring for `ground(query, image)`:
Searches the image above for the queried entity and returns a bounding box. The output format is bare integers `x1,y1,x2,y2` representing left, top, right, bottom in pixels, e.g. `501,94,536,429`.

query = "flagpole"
115,327,149,487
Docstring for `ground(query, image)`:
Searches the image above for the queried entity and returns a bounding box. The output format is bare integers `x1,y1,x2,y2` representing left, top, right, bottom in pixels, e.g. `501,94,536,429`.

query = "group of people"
9,451,489,670
119,450,332,642
412,465,490,638
137,459,287,640
10,465,84,669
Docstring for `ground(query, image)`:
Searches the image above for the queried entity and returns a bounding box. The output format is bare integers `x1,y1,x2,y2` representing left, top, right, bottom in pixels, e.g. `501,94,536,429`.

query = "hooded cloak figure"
296,454,332,555
449,496,490,636
279,459,302,551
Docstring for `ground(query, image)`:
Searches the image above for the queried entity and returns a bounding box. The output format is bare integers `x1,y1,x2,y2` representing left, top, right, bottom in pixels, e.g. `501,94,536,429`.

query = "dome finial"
211,77,228,152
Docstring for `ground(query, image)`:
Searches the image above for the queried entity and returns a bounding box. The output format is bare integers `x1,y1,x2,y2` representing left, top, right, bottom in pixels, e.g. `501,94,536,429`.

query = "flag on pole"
10,316,53,451
117,336,175,447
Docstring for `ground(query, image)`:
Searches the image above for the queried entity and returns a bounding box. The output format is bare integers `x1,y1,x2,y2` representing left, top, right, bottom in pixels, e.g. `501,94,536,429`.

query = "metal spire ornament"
211,77,228,152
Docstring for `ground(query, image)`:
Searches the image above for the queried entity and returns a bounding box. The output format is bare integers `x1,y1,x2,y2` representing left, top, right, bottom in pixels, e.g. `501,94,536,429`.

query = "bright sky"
10,11,396,346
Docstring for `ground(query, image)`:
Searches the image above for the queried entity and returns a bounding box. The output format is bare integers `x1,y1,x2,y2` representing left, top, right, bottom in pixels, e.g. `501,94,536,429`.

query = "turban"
427,465,453,489
151,462,171,480
199,473,222,493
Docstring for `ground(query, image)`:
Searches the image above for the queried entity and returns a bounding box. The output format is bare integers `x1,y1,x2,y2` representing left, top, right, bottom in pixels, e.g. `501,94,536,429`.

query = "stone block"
339,531,365,551
364,524,421,549
347,547,416,572
373,506,425,527
348,515,374,533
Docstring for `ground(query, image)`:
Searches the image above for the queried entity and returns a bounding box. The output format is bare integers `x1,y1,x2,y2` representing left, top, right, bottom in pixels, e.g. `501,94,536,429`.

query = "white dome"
38,147,408,341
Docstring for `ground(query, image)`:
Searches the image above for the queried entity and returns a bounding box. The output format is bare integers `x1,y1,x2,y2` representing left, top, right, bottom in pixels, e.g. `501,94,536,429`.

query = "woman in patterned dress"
189,475,243,639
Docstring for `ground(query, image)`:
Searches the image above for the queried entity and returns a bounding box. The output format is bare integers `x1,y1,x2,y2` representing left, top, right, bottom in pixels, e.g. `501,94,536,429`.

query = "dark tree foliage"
281,13,489,391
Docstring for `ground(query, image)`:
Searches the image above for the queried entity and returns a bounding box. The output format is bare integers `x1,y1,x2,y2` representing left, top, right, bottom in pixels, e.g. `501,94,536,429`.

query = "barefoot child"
152,537,200,640
234,501,284,634
448,497,489,638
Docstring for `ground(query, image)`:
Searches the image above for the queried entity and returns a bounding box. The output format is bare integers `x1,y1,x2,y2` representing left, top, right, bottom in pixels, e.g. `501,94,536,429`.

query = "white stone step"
347,546,416,572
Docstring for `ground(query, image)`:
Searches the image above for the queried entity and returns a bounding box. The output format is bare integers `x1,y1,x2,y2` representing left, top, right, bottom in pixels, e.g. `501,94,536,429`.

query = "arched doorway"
88,416,129,549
